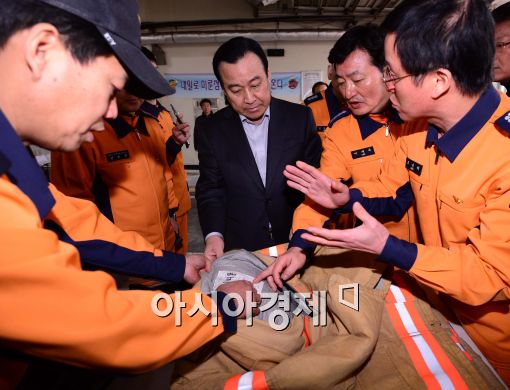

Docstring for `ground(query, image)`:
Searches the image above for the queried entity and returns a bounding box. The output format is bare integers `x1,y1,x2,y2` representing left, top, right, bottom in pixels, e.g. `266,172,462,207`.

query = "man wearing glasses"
493,2,510,94
256,24,418,290
261,0,510,384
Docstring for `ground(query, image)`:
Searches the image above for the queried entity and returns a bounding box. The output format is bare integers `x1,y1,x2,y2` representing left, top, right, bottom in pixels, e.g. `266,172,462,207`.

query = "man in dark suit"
196,37,322,259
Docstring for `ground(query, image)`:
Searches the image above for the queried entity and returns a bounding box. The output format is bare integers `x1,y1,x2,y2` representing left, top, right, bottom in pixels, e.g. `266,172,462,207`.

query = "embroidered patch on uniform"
406,157,423,176
351,146,375,159
317,126,327,132
106,150,130,162
495,111,510,133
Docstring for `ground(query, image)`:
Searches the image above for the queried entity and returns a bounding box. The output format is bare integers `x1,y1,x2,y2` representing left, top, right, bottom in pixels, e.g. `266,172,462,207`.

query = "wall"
156,39,338,165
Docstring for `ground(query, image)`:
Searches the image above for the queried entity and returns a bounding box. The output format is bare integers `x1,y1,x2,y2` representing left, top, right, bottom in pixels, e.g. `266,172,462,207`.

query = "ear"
430,68,452,100
24,23,62,81
267,68,272,83
327,64,334,80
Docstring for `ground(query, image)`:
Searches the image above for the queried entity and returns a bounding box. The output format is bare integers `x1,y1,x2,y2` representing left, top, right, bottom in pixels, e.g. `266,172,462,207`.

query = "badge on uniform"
351,146,375,159
406,157,423,176
106,150,130,162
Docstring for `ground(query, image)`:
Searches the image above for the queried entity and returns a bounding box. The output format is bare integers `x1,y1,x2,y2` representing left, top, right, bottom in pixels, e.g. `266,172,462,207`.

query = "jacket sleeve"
301,106,322,169
290,125,350,251
0,177,230,372
45,184,185,283
343,135,414,217
50,144,97,202
195,124,226,237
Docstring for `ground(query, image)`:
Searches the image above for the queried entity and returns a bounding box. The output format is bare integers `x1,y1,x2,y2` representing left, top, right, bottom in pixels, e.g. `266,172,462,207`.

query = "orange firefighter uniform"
0,110,236,385
51,111,178,252
290,109,418,252
141,101,191,254
339,87,510,382
304,83,346,140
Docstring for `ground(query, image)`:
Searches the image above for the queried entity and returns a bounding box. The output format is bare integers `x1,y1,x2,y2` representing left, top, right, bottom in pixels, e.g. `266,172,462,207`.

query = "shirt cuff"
214,291,237,333
160,252,186,282
379,235,417,271
166,137,182,159
331,188,363,217
205,232,224,241
288,229,316,260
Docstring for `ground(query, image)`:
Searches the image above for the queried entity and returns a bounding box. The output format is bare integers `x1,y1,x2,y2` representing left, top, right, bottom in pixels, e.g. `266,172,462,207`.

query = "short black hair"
312,81,328,94
0,0,112,64
199,98,212,106
141,46,157,64
212,36,268,86
493,2,510,24
328,24,385,72
382,0,494,96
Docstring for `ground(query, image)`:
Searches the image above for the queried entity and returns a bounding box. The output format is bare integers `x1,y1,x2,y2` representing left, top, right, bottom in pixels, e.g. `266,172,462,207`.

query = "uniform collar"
0,110,55,219
139,100,162,119
325,83,341,120
107,113,149,139
425,86,501,162
355,107,403,140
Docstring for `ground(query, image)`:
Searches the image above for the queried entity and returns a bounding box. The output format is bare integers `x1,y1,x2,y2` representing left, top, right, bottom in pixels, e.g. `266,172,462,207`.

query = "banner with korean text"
164,72,302,98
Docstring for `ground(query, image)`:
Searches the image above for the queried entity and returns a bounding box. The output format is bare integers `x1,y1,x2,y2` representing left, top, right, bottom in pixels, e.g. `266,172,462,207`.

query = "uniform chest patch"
351,146,375,160
406,157,423,176
106,150,130,162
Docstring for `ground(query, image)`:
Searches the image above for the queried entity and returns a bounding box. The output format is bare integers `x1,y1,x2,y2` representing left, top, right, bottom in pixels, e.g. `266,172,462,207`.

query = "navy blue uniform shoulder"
495,110,510,134
0,150,11,175
328,109,351,127
304,92,323,106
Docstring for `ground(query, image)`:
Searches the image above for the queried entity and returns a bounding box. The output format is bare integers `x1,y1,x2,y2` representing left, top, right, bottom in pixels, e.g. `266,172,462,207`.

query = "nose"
342,81,357,100
243,88,256,104
104,98,118,119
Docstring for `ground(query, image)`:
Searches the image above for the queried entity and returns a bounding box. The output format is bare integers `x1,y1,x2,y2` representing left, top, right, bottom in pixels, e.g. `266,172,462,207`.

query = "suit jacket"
196,97,322,252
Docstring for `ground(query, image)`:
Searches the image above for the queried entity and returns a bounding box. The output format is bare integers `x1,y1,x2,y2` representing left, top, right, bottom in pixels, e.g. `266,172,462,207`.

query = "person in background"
303,41,348,139
311,81,328,95
194,98,214,151
141,46,192,254
196,36,322,259
493,2,510,94
51,88,180,253
0,0,254,386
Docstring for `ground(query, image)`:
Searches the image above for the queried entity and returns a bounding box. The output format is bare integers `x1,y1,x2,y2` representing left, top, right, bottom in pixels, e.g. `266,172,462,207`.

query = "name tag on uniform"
317,126,327,132
406,157,423,176
351,146,375,160
106,150,130,162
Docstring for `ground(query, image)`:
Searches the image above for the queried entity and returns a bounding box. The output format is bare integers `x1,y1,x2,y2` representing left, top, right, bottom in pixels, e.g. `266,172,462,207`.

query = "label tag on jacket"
406,157,423,176
106,150,130,162
351,146,375,160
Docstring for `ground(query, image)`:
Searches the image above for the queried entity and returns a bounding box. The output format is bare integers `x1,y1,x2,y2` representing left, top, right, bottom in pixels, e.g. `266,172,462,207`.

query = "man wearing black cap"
0,0,256,386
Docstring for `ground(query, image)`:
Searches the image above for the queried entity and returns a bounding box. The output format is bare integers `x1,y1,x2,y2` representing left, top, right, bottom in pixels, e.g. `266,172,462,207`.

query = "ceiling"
141,0,404,34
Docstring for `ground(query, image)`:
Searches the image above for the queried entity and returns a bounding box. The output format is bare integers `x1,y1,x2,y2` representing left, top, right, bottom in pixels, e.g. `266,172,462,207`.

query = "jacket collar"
425,86,500,162
140,100,161,119
106,113,149,139
0,110,55,219
325,83,342,120
355,107,403,140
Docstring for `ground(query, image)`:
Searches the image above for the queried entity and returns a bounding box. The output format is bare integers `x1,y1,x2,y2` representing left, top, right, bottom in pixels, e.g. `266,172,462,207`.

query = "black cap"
38,0,171,99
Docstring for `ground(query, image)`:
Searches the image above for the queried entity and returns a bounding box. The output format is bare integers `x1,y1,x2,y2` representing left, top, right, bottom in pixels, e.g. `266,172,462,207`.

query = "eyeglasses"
496,41,510,50
382,66,411,88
